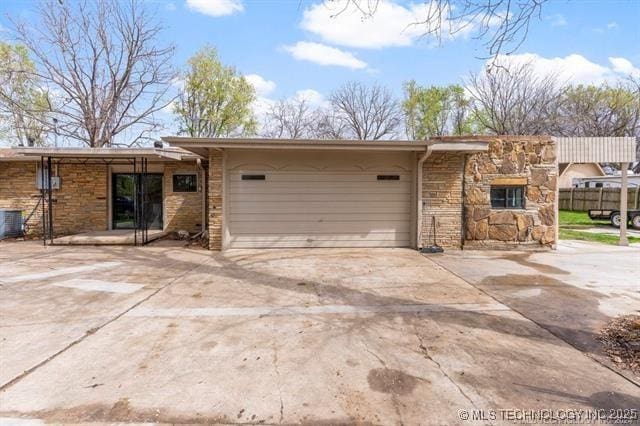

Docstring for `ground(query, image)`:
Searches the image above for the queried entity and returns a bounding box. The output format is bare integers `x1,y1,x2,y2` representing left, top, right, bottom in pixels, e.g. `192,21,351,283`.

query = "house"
0,136,558,250
558,162,605,188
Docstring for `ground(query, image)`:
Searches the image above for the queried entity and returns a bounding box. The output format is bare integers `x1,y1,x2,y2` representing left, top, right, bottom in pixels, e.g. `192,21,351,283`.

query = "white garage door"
226,150,413,248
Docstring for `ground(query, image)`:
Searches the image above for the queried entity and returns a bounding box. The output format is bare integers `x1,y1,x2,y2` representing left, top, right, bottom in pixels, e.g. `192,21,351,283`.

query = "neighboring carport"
555,137,638,245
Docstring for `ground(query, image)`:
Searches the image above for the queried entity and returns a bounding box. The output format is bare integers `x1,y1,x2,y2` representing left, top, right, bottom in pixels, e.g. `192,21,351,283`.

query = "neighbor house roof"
161,136,491,157
3,147,202,161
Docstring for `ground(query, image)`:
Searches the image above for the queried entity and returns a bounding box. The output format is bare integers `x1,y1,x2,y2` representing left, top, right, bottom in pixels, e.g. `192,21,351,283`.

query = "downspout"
416,144,433,249
196,158,206,234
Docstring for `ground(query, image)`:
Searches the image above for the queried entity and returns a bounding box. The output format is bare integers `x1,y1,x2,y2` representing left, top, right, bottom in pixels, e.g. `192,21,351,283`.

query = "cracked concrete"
0,240,638,424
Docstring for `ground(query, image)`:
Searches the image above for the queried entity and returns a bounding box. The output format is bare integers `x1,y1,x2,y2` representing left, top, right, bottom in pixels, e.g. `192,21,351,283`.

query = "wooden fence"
559,187,640,211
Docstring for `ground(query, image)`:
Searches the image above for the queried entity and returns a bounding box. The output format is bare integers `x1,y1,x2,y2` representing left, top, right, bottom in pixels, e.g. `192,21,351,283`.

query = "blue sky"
1,0,639,135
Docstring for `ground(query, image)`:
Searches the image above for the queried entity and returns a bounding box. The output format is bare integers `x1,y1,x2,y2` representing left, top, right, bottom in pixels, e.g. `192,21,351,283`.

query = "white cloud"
293,89,326,106
607,21,619,29
245,74,276,96
609,57,640,77
548,14,567,27
283,41,367,69
489,53,639,85
186,0,244,17
300,1,474,49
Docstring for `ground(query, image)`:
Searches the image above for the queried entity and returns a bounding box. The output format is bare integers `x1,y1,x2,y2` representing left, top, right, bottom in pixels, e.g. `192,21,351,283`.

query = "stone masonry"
208,150,224,250
164,162,204,233
464,136,557,248
421,152,465,248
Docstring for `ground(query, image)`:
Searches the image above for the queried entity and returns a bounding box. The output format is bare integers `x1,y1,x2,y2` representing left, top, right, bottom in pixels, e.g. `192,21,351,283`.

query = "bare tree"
312,109,348,140
262,97,315,139
329,82,401,140
333,0,548,58
466,61,563,135
11,0,175,147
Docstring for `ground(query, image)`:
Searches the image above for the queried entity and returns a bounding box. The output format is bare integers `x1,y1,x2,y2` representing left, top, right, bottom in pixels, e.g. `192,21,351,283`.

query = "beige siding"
556,137,636,163
225,150,413,248
558,163,605,188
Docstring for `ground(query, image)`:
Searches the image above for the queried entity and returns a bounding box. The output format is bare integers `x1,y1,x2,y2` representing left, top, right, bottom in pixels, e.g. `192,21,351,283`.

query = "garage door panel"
229,201,411,214
230,212,410,222
226,151,412,248
229,172,411,182
229,192,410,202
230,221,410,234
228,234,411,248
228,182,408,194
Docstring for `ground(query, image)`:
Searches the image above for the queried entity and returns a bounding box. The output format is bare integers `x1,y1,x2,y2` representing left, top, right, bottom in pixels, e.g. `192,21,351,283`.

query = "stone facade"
164,162,204,233
208,150,224,250
421,152,465,248
463,136,557,248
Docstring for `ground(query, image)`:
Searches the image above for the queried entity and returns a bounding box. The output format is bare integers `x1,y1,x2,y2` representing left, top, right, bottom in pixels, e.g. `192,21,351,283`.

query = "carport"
15,148,186,246
555,136,638,245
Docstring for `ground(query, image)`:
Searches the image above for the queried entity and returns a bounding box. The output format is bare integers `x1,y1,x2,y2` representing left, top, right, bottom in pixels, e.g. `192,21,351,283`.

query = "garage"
225,150,414,248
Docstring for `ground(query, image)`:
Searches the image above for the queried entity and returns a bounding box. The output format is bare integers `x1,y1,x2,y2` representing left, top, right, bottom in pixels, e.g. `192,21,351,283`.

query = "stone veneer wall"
0,161,108,236
208,150,224,250
421,152,465,248
164,162,204,233
464,136,557,248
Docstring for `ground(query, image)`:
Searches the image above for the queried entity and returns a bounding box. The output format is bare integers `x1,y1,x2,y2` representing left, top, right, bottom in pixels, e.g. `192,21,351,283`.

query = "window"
595,182,603,188
490,186,525,209
172,174,197,192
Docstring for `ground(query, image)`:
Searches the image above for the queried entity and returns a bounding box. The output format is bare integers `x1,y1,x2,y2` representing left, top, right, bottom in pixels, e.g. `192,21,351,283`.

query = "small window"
241,174,266,181
173,174,197,192
490,186,525,209
377,175,400,181
595,182,603,188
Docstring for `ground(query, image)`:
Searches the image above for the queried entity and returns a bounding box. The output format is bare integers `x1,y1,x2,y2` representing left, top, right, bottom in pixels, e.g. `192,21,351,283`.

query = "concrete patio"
51,229,168,245
0,241,637,424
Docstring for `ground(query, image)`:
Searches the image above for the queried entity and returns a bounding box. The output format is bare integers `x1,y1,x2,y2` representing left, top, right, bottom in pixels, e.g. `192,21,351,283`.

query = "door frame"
111,172,164,230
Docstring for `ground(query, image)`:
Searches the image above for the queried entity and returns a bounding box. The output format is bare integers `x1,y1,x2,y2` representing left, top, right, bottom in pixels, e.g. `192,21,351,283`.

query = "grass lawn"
559,210,639,245
559,210,608,227
559,228,640,245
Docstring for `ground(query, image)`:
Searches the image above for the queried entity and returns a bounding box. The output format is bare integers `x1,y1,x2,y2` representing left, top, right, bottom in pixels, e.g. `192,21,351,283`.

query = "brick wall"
208,151,223,250
0,162,41,235
463,136,557,248
0,161,108,236
54,163,108,235
421,152,465,248
164,162,204,233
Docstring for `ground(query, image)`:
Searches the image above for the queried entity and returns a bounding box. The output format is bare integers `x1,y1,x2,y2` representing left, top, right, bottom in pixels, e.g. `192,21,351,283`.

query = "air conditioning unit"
0,210,23,239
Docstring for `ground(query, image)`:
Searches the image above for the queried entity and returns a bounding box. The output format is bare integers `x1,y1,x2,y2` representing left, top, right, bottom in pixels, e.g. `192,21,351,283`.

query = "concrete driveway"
0,241,638,425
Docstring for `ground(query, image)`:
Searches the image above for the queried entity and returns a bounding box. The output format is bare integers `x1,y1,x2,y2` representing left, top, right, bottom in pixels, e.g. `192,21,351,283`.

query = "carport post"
619,162,629,246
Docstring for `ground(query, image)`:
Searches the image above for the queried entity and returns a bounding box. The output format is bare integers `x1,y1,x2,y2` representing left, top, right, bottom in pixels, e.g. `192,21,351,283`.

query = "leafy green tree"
402,81,477,139
558,84,640,137
0,42,49,146
174,46,256,137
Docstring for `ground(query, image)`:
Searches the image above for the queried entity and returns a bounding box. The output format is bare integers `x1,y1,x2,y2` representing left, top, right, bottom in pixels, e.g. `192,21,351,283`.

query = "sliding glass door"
112,173,163,230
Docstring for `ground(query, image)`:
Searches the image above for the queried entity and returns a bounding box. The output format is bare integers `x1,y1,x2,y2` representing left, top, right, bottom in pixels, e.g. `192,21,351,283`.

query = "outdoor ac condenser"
0,210,23,239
